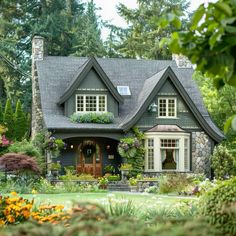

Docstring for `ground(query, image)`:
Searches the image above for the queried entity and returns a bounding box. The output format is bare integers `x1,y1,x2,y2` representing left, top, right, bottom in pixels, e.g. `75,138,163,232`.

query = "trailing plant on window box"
70,112,114,124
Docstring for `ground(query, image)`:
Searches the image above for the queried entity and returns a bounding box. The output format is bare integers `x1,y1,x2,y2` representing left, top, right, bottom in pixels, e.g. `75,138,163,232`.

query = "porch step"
108,182,130,191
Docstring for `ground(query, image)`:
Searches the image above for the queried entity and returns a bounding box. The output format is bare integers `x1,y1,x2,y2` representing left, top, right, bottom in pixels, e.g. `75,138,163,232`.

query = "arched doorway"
76,140,102,177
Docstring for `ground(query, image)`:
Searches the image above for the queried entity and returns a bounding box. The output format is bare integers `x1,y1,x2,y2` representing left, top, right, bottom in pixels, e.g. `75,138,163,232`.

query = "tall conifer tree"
3,99,14,140
14,100,27,141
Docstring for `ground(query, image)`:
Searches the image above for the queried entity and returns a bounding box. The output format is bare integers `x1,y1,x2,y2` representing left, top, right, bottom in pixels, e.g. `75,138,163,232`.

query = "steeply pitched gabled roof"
58,57,124,105
35,56,224,142
121,66,224,142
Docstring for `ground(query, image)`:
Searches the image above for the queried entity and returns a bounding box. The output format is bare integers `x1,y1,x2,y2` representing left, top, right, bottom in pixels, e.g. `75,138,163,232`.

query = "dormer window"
76,94,107,113
117,86,131,96
158,97,177,118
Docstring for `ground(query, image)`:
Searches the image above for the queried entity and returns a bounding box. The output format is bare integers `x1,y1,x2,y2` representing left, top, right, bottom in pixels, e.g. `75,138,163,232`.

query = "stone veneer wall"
192,131,212,177
31,36,44,138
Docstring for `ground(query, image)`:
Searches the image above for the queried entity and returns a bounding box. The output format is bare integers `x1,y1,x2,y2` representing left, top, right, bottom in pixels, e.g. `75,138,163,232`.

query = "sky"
92,0,210,39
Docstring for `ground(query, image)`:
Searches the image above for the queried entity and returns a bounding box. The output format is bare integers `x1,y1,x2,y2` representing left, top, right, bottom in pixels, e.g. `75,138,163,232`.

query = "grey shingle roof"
36,56,224,142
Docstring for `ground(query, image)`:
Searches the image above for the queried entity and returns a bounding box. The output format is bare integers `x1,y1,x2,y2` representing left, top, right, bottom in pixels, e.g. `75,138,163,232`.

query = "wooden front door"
77,141,102,177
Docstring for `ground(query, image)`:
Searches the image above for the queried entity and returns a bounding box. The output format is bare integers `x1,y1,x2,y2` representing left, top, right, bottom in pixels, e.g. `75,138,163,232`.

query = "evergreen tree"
0,102,3,124
113,0,190,59
14,100,27,141
73,0,105,57
3,99,14,140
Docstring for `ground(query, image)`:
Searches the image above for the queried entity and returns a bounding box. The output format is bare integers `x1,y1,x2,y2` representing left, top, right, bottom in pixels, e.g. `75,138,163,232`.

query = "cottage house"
31,36,224,177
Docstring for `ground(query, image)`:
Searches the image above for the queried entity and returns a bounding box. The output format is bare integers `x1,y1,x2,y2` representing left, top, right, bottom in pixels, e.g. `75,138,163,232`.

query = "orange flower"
6,215,15,223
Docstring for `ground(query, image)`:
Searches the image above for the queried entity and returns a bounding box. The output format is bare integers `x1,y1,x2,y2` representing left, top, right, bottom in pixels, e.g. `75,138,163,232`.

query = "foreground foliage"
199,176,236,235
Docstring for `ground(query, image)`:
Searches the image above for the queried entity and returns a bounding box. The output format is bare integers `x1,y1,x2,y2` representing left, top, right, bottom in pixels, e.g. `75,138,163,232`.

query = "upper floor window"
76,94,107,113
158,98,177,118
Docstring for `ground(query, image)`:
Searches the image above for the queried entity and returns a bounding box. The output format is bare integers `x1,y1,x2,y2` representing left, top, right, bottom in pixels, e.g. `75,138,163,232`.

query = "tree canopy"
112,0,190,59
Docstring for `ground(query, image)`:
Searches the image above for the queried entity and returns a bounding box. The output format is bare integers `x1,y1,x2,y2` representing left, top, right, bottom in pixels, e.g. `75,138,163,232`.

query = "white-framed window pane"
168,99,175,116
98,95,106,112
77,96,84,112
184,138,189,170
159,99,166,116
147,138,154,170
158,98,176,117
85,96,97,112
161,149,178,170
161,139,179,148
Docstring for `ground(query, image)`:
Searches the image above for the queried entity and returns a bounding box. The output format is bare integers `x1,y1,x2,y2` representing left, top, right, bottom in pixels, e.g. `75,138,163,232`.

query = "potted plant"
98,176,109,189
50,162,61,177
120,163,132,182
129,177,137,192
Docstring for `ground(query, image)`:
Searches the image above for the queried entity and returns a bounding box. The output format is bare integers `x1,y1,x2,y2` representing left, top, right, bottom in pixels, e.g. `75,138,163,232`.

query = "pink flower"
1,135,10,146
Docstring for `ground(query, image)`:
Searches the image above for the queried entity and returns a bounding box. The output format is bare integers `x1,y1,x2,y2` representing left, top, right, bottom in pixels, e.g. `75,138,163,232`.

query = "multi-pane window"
158,98,176,118
160,139,179,170
184,138,189,171
147,138,154,170
76,95,107,113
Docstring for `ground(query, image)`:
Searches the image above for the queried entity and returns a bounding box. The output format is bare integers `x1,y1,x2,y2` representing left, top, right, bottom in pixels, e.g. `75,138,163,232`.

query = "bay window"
145,132,190,172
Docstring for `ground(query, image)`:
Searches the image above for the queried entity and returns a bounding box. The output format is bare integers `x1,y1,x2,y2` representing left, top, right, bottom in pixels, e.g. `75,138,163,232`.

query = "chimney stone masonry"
172,54,192,68
31,36,44,139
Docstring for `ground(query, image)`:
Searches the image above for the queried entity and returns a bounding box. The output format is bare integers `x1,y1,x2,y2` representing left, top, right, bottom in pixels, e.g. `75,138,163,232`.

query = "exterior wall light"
148,102,157,112
70,145,74,149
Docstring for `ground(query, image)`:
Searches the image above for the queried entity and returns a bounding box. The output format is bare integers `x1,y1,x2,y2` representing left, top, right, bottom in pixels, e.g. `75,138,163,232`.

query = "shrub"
0,153,40,174
77,173,96,181
7,140,44,171
199,177,236,235
107,174,120,181
144,185,159,193
129,177,137,186
158,173,192,194
210,145,236,179
70,112,114,124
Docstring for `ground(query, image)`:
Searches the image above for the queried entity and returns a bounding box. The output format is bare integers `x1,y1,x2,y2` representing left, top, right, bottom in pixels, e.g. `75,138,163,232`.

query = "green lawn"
17,192,197,210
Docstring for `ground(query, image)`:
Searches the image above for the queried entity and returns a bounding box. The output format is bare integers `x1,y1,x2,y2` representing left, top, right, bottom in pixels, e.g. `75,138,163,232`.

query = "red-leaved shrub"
0,153,40,173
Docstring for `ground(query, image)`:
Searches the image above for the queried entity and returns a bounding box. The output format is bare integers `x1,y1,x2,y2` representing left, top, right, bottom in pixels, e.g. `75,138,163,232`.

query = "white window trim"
157,97,177,118
75,94,107,113
144,132,190,172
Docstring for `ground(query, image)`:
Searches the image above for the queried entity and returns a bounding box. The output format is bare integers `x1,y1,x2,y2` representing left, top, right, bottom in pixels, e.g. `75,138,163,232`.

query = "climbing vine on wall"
118,127,145,177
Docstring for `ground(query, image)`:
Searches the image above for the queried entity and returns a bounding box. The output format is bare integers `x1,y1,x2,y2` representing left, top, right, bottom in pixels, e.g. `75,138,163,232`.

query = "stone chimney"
31,36,44,139
172,54,192,68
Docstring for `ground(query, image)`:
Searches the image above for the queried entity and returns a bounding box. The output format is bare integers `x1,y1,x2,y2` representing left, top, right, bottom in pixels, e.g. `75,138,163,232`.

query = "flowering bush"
0,192,33,225
31,204,70,224
0,192,70,226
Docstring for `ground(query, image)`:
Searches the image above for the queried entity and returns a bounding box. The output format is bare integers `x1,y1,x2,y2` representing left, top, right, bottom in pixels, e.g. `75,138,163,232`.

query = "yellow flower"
55,205,64,211
32,189,38,194
10,192,17,196
0,219,5,225
6,215,15,224
22,210,30,218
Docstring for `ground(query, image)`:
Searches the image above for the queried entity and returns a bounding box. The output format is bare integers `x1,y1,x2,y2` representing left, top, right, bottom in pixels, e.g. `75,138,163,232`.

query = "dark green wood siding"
136,79,202,130
64,69,119,117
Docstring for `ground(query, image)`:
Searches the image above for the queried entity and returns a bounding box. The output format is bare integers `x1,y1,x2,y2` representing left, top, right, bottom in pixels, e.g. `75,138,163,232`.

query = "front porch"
56,137,121,177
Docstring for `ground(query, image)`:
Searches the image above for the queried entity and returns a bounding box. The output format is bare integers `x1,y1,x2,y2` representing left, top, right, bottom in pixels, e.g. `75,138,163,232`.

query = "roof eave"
121,66,224,143
58,57,124,105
